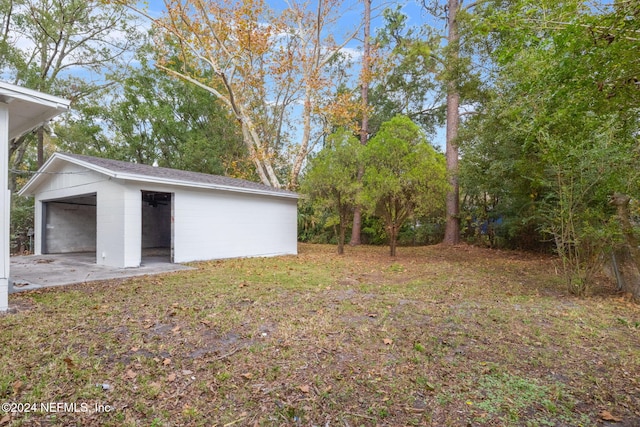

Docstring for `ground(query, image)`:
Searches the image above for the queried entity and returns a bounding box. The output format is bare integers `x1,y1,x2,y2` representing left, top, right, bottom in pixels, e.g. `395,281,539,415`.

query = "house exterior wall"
172,187,297,263
27,161,297,269
1,105,8,311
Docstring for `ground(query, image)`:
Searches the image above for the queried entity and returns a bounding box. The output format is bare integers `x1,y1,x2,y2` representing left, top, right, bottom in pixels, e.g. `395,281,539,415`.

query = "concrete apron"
9,252,195,293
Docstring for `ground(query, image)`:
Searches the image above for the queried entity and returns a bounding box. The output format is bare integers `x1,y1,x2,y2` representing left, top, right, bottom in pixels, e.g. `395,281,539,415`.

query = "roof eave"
19,153,299,199
18,153,118,197
115,173,299,199
0,82,71,140
0,82,70,107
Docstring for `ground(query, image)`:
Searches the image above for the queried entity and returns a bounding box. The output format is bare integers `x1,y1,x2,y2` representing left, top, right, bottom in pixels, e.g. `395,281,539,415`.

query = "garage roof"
19,152,299,199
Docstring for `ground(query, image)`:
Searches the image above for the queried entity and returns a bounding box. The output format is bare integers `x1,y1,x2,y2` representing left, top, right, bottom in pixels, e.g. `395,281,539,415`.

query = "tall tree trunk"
349,0,371,246
241,123,272,186
37,127,45,168
443,0,460,245
289,87,314,190
611,193,640,300
338,218,345,255
389,223,398,257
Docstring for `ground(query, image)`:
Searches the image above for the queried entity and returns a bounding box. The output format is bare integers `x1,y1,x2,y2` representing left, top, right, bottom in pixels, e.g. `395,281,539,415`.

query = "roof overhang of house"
18,153,299,200
1,82,71,312
0,82,71,140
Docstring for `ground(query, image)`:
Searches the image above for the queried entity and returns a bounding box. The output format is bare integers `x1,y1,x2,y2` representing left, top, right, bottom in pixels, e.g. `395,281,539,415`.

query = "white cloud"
337,47,362,61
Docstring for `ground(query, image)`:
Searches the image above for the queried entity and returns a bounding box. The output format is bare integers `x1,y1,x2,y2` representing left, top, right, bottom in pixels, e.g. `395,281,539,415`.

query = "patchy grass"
1,243,639,426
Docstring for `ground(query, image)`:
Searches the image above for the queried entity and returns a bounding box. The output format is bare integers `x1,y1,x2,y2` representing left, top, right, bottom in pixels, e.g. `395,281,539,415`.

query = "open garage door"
42,193,97,255
141,191,173,263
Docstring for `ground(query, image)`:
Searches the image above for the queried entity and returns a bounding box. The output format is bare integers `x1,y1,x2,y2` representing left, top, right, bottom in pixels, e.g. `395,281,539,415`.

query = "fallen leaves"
600,410,623,422
12,380,24,395
299,384,310,393
3,244,639,427
62,357,75,370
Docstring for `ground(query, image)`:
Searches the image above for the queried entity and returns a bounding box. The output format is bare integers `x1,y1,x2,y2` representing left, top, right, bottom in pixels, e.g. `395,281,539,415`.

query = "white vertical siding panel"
122,186,141,267
96,184,126,267
34,196,43,255
173,189,297,263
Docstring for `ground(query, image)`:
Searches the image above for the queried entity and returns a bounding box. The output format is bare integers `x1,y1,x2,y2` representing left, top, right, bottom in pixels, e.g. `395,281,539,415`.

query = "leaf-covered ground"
1,243,639,426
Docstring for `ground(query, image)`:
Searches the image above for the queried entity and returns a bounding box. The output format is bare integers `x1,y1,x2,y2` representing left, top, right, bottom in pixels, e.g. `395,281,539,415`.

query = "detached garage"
18,153,298,268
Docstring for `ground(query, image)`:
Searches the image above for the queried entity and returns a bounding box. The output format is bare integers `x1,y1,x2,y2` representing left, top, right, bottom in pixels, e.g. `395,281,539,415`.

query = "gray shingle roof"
61,153,297,198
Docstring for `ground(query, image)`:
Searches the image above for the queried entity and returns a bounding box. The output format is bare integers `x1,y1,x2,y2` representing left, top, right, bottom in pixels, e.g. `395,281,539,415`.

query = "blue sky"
142,0,447,147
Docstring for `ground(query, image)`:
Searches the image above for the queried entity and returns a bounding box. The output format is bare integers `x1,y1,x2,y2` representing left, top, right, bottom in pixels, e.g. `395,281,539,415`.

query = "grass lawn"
1,243,639,426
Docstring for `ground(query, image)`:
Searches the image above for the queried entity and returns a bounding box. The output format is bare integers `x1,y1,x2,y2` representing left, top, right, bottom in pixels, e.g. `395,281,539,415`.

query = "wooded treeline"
2,0,639,296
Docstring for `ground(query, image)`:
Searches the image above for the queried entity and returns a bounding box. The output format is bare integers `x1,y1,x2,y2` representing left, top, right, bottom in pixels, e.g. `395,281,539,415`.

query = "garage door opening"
42,193,97,256
142,191,173,263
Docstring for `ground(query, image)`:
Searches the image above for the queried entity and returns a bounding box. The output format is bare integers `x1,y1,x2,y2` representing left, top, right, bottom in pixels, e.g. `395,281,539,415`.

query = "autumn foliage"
113,0,362,189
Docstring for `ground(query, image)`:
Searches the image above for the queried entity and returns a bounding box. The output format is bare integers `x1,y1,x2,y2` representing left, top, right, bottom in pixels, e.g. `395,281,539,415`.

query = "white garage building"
18,153,298,268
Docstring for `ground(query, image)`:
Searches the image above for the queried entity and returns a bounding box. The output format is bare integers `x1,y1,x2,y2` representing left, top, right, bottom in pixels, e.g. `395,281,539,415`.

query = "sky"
140,0,448,148
2,0,447,150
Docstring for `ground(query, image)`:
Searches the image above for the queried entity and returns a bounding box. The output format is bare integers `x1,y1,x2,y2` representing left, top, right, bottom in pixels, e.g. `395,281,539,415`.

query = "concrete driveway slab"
9,252,195,293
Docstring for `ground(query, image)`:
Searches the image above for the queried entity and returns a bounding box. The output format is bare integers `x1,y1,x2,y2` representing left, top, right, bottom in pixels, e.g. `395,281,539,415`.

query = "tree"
120,0,360,189
443,0,461,245
460,0,640,294
362,115,447,256
281,0,361,189
369,8,445,136
57,48,251,178
348,0,372,246
372,1,483,245
301,129,362,254
1,0,138,167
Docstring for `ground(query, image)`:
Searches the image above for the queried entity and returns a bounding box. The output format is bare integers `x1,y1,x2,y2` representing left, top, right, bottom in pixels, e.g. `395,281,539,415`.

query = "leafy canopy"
362,115,447,256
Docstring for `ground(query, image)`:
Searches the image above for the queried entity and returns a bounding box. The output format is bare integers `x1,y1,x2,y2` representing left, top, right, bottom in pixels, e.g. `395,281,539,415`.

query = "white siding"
96,185,141,268
27,161,297,269
122,186,142,267
32,163,107,196
33,165,108,257
1,105,8,311
173,188,297,263
31,165,143,268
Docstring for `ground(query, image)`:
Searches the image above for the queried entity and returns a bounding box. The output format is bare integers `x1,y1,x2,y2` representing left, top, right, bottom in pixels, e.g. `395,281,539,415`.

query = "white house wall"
27,160,297,269
173,188,297,263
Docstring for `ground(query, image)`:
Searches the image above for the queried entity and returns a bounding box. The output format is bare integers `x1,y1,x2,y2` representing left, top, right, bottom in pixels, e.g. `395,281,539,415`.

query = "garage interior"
42,193,97,255
141,191,173,263
40,191,173,263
